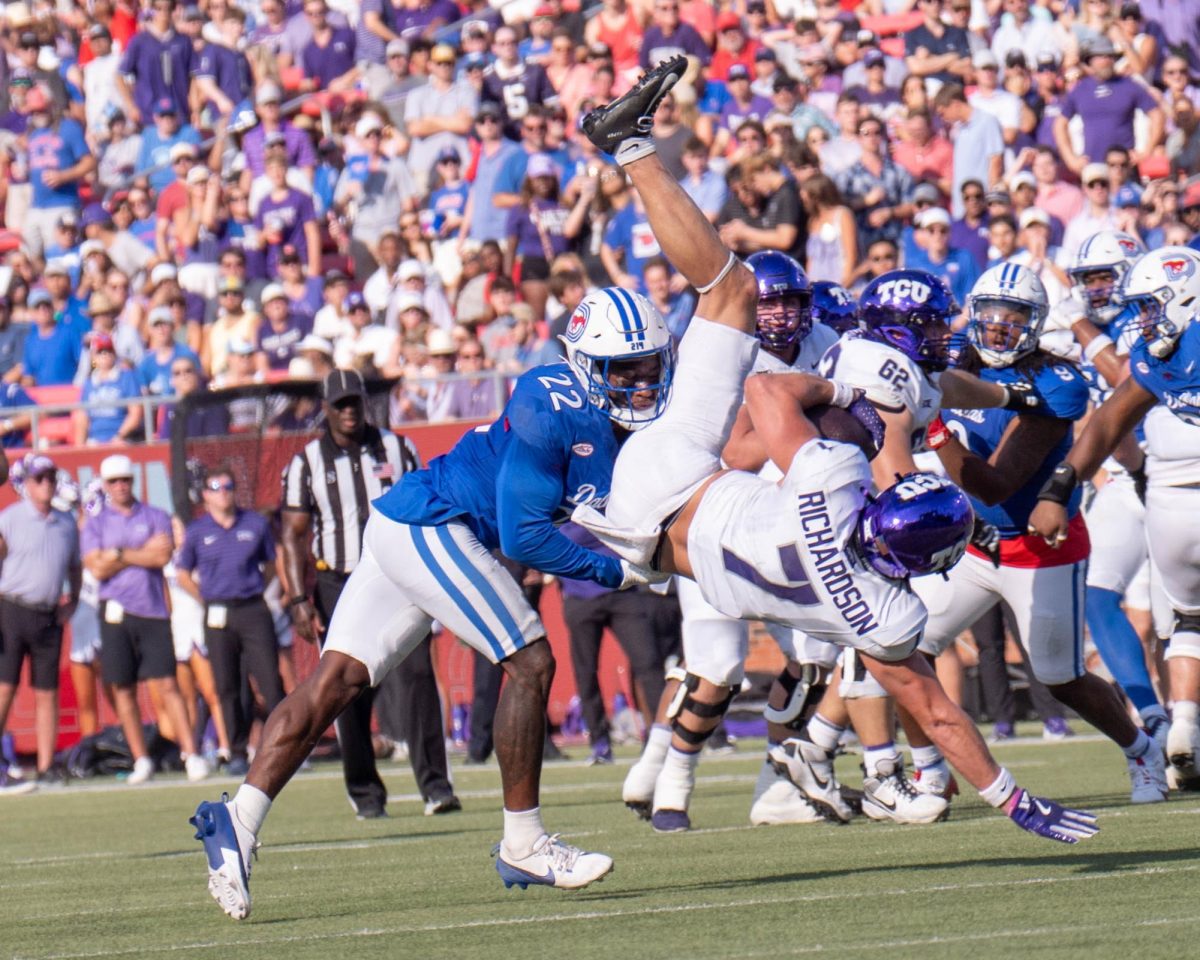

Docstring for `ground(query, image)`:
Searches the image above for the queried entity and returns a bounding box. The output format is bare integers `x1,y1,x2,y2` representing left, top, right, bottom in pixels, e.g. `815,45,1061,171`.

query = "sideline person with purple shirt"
176,466,283,774
1055,37,1163,174
82,454,208,785
299,0,359,93
114,0,194,125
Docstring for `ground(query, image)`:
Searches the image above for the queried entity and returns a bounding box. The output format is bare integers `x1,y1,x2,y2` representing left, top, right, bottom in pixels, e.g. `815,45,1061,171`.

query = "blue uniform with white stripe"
375,360,625,588
943,360,1089,537
1129,322,1200,426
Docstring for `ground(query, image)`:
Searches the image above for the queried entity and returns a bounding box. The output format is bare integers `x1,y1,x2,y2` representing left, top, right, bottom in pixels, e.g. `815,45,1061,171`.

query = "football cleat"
494,834,613,890
623,751,665,821
1166,765,1200,792
1166,718,1199,781
749,760,826,825
0,768,36,796
912,760,960,800
581,56,688,158
1042,717,1075,741
767,738,853,823
1007,789,1098,843
1145,714,1170,754
185,754,213,782
650,808,691,833
861,756,949,824
190,794,257,920
588,736,614,766
1127,748,1169,804
424,794,462,816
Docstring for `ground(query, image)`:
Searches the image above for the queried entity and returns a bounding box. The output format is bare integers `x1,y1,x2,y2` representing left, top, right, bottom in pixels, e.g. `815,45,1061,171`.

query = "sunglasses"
1086,180,1109,189
963,192,985,201
206,479,236,492
459,351,483,360
105,476,133,485
171,367,196,376
27,473,56,484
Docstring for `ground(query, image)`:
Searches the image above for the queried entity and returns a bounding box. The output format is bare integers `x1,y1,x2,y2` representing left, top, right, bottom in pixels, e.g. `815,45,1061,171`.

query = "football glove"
847,395,886,459
619,559,671,589
1007,789,1099,844
970,516,1001,568
1001,379,1046,413
925,414,952,451
1130,462,1148,505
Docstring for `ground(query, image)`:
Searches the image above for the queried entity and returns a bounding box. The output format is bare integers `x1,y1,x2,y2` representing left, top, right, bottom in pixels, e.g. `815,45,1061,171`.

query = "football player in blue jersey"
189,288,675,918
913,261,1168,804
579,54,1098,847
1040,230,1172,746
1032,245,1200,793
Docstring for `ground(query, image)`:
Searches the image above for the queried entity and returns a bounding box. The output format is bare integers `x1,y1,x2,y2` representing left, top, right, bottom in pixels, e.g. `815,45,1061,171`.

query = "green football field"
4,731,1199,960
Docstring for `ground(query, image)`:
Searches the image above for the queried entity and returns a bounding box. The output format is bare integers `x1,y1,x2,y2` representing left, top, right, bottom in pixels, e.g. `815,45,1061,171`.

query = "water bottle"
563,696,584,737
451,703,469,745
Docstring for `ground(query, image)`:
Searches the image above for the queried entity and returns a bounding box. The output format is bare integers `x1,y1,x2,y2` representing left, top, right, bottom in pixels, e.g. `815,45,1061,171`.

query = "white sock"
1122,728,1154,760
653,746,700,812
230,784,271,838
503,806,546,859
863,742,896,778
805,713,844,754
1173,700,1200,725
644,723,673,759
910,745,944,770
1140,704,1169,726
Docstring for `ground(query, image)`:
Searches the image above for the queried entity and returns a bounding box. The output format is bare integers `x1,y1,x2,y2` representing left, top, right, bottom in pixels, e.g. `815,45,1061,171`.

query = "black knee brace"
664,667,736,746
763,662,827,733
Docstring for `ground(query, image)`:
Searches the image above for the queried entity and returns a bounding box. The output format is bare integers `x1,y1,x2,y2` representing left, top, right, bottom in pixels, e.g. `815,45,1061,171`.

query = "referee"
282,370,459,819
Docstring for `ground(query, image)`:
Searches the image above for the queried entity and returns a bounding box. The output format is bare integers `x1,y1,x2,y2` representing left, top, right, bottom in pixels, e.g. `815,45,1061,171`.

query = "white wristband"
828,381,857,409
1083,334,1114,363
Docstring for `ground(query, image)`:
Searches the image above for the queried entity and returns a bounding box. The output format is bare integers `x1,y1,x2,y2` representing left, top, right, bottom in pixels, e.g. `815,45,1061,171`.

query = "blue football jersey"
943,360,1089,537
374,362,625,587
1129,322,1200,428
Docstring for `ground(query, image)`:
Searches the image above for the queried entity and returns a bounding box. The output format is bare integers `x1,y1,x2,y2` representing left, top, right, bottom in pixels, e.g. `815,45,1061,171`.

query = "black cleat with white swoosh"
581,55,688,156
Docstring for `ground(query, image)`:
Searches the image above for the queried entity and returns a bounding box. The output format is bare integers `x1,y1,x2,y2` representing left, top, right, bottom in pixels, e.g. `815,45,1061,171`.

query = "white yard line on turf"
17,869,1200,960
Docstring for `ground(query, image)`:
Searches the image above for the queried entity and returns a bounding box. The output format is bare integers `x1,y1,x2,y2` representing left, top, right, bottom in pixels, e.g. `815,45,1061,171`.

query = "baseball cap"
476,101,503,120
772,73,799,92
186,165,208,186
264,130,286,147
91,332,115,353
430,43,456,64
1019,208,1050,229
1009,170,1037,192
393,292,427,314
260,282,287,303
154,97,178,115
100,454,135,481
81,202,111,228
972,49,998,70
427,328,456,355
912,183,942,205
728,64,750,82
587,41,611,59
25,454,57,479
985,188,1011,205
1005,50,1028,70
1035,52,1058,72
755,48,776,63
169,142,197,162
29,289,52,308
1083,36,1118,60
323,369,366,404
227,337,255,356
256,81,282,105
863,49,885,68
918,207,951,228
149,305,174,325
88,23,111,40
298,334,334,356
324,269,350,286
80,239,105,258
436,147,462,165
1182,182,1200,210
463,52,488,70
1114,184,1142,209
716,11,742,31
527,153,559,180
345,291,368,311
856,29,878,46
57,211,79,229
355,113,383,138
88,292,116,315
44,258,69,277
219,275,245,294
18,30,38,48
1082,161,1110,186
386,38,410,57
280,243,301,263
533,3,554,16
398,259,425,282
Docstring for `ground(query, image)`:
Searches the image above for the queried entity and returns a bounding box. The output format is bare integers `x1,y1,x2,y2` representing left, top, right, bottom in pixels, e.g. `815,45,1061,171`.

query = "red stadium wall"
0,422,646,756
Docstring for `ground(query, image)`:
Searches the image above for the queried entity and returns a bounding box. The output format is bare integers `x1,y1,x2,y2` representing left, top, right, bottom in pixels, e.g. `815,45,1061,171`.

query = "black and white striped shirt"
281,426,420,574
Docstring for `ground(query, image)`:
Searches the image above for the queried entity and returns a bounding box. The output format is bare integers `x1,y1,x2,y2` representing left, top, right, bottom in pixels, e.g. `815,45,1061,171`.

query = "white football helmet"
1116,246,1200,359
966,262,1050,368
559,287,675,430
1067,230,1146,323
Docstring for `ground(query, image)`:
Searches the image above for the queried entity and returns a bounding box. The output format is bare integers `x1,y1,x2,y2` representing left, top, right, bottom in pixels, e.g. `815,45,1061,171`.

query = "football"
807,403,876,459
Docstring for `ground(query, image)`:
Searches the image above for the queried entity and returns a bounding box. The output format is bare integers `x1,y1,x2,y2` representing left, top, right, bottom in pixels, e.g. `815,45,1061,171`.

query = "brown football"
806,403,876,459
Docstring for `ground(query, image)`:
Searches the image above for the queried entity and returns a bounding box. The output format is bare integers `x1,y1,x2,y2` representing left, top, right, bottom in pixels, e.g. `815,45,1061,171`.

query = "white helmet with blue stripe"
559,286,675,431
1068,230,1146,324
966,261,1050,368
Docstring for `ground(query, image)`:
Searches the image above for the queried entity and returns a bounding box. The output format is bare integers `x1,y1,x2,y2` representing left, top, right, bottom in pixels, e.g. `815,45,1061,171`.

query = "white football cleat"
622,752,664,821
494,834,613,890
185,754,213,782
767,738,853,823
1128,748,1169,804
912,760,960,800
127,756,155,785
749,760,825,825
862,756,949,824
1166,718,1199,781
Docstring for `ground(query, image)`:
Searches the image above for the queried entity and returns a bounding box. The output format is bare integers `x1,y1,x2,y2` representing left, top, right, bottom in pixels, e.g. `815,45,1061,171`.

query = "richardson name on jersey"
797,490,880,637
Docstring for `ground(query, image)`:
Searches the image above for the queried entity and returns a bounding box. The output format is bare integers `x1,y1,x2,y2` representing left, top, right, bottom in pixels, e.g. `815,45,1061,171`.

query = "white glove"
1038,328,1082,362
619,559,672,589
1042,299,1085,335
572,502,661,567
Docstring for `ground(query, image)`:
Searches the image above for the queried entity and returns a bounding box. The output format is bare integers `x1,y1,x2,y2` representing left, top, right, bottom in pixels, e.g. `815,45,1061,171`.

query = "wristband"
925,414,952,451
1036,462,1078,505
1082,334,1114,363
286,595,311,609
828,380,858,409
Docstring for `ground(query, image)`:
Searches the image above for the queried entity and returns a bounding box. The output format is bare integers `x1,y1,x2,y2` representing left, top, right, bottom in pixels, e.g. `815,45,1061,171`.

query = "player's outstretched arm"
743,373,852,474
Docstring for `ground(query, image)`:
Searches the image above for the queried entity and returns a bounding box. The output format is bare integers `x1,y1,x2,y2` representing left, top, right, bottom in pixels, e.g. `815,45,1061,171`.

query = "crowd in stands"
0,0,1196,446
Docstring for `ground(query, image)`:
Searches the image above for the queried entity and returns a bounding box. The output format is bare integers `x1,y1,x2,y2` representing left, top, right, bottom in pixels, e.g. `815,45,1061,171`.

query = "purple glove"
847,396,886,460
1007,789,1099,844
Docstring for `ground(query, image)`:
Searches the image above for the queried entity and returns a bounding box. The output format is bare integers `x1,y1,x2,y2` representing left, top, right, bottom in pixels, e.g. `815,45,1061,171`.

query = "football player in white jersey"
1039,230,1171,744
619,250,844,832
909,262,1168,804
579,55,1099,846
1032,246,1200,792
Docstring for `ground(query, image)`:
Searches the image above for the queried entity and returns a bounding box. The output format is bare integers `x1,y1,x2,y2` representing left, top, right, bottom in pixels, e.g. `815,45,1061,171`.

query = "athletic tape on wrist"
1083,334,1114,364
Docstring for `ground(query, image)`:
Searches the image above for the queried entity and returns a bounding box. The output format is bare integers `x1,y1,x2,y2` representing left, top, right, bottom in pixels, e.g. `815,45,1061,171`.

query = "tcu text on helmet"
875,278,931,304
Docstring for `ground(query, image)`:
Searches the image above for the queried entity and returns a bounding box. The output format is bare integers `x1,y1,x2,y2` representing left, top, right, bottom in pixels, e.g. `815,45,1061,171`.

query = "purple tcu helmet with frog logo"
858,472,974,580
811,281,860,335
747,251,813,350
859,269,958,370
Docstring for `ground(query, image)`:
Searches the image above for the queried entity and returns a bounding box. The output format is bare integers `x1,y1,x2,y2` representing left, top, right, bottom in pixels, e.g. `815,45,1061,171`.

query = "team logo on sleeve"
571,442,594,457
1162,256,1196,282
565,303,590,342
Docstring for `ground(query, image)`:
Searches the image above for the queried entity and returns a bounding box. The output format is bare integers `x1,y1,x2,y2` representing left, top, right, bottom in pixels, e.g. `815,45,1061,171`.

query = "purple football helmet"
811,281,859,334
857,473,974,580
747,251,812,350
859,270,958,370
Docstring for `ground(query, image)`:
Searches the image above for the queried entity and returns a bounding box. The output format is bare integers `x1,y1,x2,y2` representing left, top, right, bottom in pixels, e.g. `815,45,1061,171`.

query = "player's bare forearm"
940,369,1008,408
942,415,1069,506
1066,377,1158,481
722,403,768,472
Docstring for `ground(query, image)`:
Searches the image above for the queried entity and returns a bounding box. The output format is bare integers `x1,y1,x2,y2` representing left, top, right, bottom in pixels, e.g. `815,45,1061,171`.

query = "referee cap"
323,369,366,404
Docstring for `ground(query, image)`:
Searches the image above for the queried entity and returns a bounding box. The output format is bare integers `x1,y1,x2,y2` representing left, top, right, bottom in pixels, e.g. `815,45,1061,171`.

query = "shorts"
69,601,102,666
0,599,63,690
519,255,551,282
323,511,545,684
99,606,176,687
606,317,759,547
169,584,207,661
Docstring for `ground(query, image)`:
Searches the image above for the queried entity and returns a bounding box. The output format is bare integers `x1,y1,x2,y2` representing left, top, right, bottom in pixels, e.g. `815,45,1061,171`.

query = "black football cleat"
581,55,688,157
